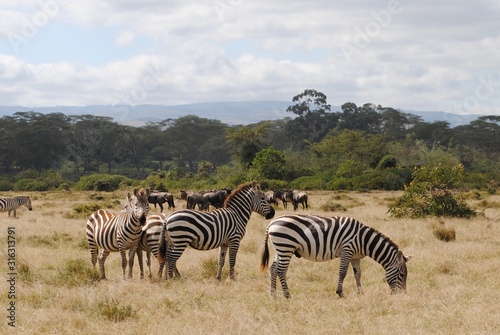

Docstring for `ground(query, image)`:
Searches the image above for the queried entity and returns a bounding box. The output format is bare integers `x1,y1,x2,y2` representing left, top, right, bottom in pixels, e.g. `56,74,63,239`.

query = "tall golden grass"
1,189,499,334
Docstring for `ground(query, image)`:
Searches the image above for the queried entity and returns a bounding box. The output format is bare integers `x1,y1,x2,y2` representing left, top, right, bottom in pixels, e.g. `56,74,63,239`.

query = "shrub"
388,163,477,218
94,299,137,322
377,155,398,170
13,179,49,191
433,224,456,242
320,201,347,212
74,174,135,191
290,175,326,190
0,179,13,191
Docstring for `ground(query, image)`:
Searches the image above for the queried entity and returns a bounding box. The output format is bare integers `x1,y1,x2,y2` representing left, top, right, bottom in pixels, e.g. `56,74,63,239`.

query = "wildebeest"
274,189,293,209
292,190,308,210
265,191,279,206
186,192,204,210
148,192,175,212
201,190,229,211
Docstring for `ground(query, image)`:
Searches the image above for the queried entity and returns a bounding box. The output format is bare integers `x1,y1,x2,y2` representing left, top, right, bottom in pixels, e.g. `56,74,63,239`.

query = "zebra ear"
397,250,412,263
251,180,259,190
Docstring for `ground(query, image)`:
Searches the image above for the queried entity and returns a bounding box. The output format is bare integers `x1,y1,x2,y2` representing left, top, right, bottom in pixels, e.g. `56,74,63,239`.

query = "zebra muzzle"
265,208,275,219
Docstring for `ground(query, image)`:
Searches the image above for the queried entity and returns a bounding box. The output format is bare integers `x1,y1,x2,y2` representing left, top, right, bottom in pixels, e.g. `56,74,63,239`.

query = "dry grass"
1,189,499,334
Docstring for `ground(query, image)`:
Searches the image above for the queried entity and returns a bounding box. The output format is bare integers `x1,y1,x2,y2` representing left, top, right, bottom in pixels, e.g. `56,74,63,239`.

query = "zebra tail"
158,222,167,264
260,229,270,271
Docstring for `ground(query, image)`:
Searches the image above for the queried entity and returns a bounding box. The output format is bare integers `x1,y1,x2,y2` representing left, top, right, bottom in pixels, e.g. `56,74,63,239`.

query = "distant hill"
0,101,483,127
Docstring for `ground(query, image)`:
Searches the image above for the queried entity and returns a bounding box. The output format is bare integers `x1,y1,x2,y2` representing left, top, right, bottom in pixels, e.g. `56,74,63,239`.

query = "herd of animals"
1,182,410,298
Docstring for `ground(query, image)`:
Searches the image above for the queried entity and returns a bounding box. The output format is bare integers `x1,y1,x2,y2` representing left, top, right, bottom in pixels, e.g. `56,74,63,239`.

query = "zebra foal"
130,213,179,279
159,181,275,280
0,196,32,217
260,215,411,298
86,188,150,280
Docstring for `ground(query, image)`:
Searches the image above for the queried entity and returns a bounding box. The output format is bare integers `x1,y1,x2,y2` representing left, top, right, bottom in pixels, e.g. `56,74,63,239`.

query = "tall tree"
226,122,270,168
12,112,69,170
285,89,338,149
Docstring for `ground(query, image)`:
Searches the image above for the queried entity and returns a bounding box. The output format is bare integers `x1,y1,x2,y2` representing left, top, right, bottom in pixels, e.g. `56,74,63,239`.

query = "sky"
1,0,499,119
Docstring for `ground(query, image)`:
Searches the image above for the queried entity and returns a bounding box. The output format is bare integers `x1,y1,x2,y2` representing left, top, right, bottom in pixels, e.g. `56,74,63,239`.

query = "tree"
162,115,230,172
68,115,120,174
11,112,69,171
311,129,387,171
226,122,271,168
285,89,338,149
251,148,286,180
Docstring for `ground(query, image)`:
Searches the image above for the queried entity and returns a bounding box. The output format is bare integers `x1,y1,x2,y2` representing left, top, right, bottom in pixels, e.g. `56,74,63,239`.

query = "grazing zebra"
86,188,150,280
159,181,275,280
130,213,180,279
0,196,32,217
260,215,411,298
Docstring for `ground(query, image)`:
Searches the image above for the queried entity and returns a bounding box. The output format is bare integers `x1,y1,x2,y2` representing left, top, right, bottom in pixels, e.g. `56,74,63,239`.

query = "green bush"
14,179,49,191
74,174,135,191
145,172,169,191
327,177,352,190
290,175,326,190
388,164,477,218
0,179,13,191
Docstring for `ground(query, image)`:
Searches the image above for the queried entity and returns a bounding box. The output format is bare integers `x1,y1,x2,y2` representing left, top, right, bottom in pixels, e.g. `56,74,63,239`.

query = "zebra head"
25,196,32,211
126,188,150,225
251,181,275,220
387,250,411,294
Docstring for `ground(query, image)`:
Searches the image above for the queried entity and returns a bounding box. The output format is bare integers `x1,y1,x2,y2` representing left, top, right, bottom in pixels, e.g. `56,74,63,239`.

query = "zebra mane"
365,224,400,251
223,181,259,207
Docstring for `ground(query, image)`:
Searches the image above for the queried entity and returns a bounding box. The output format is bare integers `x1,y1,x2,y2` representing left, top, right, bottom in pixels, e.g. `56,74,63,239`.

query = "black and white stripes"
260,215,410,298
0,196,32,217
159,181,275,280
86,188,150,280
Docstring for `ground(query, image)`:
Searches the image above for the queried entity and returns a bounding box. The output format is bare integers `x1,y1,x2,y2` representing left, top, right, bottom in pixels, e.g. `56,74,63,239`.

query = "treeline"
0,89,498,192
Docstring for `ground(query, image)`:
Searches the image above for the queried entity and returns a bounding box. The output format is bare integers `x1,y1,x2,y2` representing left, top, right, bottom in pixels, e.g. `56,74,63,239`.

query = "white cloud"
115,30,134,46
0,0,499,116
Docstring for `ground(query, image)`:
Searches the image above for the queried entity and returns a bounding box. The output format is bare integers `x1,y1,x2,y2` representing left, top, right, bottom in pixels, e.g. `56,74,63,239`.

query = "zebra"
130,213,180,279
159,181,275,280
260,214,411,298
0,196,32,217
86,188,150,280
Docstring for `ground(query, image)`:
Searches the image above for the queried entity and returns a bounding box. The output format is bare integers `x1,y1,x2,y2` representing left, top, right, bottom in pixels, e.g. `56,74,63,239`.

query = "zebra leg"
269,260,278,297
98,250,110,280
158,254,165,279
129,248,139,279
167,246,186,279
276,255,292,299
88,242,99,270
351,259,364,295
336,252,353,298
217,245,228,280
135,248,144,279
227,242,240,280
122,246,134,280
146,251,152,279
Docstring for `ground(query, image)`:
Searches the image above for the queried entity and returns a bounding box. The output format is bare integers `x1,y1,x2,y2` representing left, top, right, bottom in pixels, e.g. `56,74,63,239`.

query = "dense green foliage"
388,164,477,218
0,89,499,193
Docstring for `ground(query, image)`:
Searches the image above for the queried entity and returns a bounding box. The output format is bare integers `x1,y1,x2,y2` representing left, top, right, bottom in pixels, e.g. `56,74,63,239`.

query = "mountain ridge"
0,101,484,127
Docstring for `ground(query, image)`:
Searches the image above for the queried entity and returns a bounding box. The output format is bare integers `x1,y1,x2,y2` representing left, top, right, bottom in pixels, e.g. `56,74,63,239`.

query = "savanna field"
1,189,499,335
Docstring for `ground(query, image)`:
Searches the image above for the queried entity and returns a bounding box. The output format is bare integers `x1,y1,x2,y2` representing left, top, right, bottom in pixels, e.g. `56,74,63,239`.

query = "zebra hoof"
336,290,344,298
